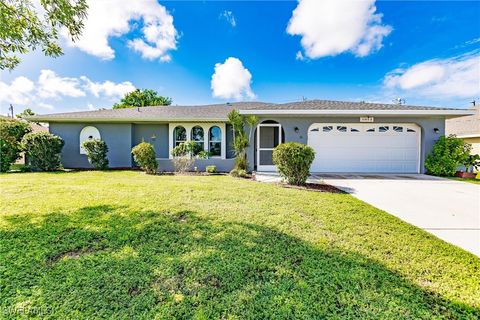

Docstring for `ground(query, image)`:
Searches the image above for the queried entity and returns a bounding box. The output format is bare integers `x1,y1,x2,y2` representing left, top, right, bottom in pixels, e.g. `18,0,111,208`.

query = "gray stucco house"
29,100,472,173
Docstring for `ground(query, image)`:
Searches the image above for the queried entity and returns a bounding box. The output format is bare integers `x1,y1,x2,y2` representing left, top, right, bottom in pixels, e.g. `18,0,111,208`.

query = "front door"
257,124,282,171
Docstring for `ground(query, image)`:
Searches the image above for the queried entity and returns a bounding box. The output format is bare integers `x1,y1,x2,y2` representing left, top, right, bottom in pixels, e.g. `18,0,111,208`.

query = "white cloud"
81,77,135,98
38,70,85,99
220,10,236,27
0,70,136,112
211,57,255,100
384,51,480,99
62,0,177,61
287,0,392,59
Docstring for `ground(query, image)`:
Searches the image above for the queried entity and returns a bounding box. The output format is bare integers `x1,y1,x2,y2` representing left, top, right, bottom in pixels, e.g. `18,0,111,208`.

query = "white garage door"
308,123,420,173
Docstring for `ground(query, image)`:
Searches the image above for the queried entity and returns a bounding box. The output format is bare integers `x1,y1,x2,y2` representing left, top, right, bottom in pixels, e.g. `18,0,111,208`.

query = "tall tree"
113,89,172,109
0,0,88,70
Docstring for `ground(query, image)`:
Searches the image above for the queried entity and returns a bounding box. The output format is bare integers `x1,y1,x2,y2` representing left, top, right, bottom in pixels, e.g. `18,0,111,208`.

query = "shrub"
273,142,315,186
82,139,109,170
22,132,64,171
230,168,247,178
425,135,471,176
206,165,216,173
132,142,158,174
0,119,31,172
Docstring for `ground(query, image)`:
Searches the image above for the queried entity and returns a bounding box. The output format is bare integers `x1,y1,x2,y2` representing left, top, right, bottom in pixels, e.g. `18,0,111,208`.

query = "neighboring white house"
446,105,480,155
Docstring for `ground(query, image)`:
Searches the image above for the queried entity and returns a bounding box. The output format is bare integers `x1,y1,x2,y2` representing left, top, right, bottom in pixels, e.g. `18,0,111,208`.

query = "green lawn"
449,177,480,185
1,171,479,319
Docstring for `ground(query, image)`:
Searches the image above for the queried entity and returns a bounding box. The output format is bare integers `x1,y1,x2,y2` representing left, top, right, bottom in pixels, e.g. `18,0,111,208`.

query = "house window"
209,126,222,157
174,126,186,146
393,126,403,132
322,126,333,132
366,128,375,132
79,126,100,154
337,126,347,132
407,128,416,132
379,126,389,132
350,128,360,132
191,126,204,150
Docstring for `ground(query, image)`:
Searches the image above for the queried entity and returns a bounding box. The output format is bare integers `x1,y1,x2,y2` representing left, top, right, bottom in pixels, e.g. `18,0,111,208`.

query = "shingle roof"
28,100,472,122
446,105,480,137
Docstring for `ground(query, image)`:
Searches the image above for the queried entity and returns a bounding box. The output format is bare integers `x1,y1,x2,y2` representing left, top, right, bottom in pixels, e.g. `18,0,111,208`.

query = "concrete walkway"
255,172,480,257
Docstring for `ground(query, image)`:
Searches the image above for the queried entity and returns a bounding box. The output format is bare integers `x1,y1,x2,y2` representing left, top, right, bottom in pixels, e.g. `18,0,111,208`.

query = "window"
379,126,389,132
322,126,333,132
191,126,204,150
174,126,186,146
337,126,347,132
393,126,403,132
79,126,100,154
209,126,222,156
407,128,416,132
310,128,319,132
350,128,360,132
366,128,375,132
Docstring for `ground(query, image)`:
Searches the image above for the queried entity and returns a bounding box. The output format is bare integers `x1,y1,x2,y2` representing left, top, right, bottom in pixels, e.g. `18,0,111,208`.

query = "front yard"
1,171,479,319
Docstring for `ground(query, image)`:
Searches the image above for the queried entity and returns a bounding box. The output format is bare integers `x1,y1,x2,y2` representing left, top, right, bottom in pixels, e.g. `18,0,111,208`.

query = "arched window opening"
174,126,187,147
209,126,222,157
191,126,204,150
79,126,100,154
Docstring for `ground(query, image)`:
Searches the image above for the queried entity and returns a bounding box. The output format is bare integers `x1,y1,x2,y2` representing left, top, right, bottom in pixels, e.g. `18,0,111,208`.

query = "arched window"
174,126,186,146
191,126,204,150
209,126,222,157
79,126,100,154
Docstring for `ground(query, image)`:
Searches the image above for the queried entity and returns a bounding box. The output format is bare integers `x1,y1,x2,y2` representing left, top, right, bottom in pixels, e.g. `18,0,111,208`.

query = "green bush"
22,132,64,171
0,119,31,172
230,168,247,178
206,165,216,173
273,142,315,186
132,142,158,174
82,139,109,170
425,135,471,176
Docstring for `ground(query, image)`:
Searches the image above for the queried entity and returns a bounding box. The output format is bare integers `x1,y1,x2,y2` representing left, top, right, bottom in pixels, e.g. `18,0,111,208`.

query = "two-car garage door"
308,123,420,173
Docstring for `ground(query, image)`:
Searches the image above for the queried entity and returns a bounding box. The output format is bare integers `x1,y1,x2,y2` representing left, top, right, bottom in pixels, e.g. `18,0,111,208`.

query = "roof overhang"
26,117,228,123
455,133,480,139
238,109,475,116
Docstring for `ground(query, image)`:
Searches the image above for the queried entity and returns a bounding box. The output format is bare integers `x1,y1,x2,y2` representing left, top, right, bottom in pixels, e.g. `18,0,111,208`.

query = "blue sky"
1,0,479,115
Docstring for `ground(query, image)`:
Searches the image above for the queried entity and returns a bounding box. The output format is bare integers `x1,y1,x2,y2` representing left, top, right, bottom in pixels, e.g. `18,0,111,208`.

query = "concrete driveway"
314,174,480,257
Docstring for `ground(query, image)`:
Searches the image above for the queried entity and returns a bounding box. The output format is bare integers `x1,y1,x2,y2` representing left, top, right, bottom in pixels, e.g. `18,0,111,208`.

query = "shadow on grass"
1,205,479,319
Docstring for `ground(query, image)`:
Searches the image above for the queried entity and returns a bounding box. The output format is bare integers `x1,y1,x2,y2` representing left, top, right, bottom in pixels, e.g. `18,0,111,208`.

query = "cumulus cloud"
62,0,177,61
81,77,135,98
220,10,236,27
384,51,480,99
287,0,392,59
211,57,255,100
0,70,136,111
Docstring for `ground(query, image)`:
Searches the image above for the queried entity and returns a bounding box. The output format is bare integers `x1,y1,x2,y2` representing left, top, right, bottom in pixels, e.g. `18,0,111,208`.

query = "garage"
308,123,420,173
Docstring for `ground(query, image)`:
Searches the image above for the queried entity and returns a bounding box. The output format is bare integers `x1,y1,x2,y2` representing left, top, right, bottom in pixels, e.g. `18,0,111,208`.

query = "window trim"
79,126,101,154
173,126,187,147
208,126,222,157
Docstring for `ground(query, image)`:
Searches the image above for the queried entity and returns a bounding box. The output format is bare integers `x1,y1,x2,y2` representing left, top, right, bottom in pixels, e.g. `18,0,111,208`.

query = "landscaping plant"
227,109,258,172
171,141,204,173
206,165,217,173
82,139,109,170
131,142,158,174
0,118,31,172
22,132,64,171
229,168,248,178
425,135,471,176
273,142,315,185
463,154,480,173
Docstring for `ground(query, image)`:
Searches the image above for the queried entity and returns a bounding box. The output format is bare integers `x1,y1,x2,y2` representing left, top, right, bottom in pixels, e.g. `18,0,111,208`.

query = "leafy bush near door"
273,142,315,186
132,142,158,174
82,139,109,170
22,132,64,171
425,135,471,176
0,118,31,172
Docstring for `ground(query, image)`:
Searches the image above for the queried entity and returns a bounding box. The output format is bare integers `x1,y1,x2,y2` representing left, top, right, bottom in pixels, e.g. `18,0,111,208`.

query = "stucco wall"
158,159,236,172
132,124,169,158
245,116,446,173
464,137,480,155
49,123,133,168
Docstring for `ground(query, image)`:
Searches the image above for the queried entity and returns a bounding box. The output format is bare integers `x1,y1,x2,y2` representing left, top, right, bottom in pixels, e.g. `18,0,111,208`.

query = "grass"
448,177,480,185
1,171,479,319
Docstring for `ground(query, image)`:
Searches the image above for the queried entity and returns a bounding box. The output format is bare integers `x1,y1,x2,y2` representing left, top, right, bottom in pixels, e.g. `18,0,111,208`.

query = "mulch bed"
280,182,345,193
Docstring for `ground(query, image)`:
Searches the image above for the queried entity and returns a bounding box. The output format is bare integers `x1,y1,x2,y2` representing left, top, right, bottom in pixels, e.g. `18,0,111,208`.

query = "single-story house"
28,100,473,173
446,104,480,155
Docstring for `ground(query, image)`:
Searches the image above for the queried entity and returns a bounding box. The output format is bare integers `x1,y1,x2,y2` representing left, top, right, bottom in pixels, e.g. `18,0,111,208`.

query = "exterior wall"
132,124,169,158
464,137,480,155
246,116,446,173
157,159,236,172
49,123,133,168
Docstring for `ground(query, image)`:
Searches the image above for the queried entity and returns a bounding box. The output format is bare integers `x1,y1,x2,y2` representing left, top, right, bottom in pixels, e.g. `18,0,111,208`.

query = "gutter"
25,117,229,123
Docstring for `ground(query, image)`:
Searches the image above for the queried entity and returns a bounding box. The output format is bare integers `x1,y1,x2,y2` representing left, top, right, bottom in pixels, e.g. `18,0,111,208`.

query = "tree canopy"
0,0,88,70
16,108,35,119
113,89,172,109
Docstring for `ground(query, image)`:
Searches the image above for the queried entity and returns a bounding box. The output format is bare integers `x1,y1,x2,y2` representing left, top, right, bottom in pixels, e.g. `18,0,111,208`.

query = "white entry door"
257,124,282,171
308,123,421,173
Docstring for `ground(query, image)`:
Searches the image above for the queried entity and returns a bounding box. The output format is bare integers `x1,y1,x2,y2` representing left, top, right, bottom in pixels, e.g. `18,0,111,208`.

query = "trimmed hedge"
273,142,315,185
132,142,158,174
0,119,31,172
82,139,109,170
22,132,64,171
